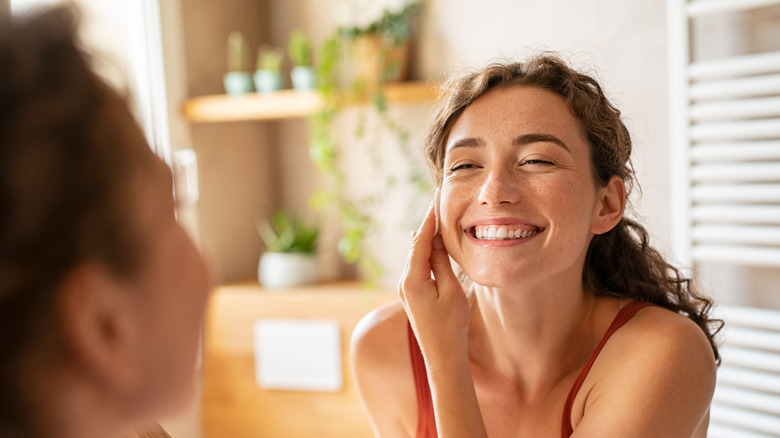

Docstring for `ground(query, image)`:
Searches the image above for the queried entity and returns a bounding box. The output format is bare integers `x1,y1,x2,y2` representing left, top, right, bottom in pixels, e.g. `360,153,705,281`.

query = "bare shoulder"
351,299,417,437
573,304,717,437
351,299,410,370
617,305,717,373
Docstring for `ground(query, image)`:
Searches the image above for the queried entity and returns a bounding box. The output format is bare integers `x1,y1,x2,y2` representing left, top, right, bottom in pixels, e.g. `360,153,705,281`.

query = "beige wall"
179,0,276,284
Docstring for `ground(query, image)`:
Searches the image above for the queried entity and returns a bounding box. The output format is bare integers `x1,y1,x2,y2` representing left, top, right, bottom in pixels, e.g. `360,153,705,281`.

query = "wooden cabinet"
202,282,397,438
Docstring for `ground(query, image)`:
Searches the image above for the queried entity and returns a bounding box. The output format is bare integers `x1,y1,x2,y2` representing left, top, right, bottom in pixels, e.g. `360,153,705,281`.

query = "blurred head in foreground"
0,6,210,437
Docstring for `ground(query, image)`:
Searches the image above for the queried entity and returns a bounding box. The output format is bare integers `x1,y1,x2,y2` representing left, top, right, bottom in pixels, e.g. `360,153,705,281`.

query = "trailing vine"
308,2,431,284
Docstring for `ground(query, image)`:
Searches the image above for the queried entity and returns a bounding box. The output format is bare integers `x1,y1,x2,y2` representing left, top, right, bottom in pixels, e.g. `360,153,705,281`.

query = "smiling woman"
351,55,721,438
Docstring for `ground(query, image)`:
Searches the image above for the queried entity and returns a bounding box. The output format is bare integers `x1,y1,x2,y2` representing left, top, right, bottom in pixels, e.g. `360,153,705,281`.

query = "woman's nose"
477,167,520,206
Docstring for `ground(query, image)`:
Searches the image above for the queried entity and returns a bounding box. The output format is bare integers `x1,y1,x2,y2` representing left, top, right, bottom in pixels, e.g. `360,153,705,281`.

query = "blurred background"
3,0,780,436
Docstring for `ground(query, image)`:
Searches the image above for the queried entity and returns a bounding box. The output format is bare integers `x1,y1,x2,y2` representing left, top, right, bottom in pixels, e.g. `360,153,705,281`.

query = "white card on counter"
253,319,342,392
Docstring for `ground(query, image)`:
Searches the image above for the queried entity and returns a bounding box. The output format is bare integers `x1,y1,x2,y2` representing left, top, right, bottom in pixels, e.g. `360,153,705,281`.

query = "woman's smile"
463,217,545,246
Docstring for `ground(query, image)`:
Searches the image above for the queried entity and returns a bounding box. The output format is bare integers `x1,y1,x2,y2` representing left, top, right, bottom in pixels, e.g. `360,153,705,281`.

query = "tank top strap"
561,301,654,437
407,321,438,438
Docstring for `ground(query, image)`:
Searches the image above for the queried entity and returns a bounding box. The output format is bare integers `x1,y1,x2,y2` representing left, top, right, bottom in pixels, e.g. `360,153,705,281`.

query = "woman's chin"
464,268,521,289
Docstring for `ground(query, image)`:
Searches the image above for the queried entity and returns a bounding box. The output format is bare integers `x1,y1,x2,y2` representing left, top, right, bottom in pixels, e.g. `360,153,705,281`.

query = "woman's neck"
19,357,133,438
466,276,604,398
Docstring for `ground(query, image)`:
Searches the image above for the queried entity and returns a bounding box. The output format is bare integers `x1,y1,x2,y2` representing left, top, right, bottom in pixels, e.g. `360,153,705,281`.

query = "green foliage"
256,45,284,72
288,29,313,67
307,11,432,284
339,1,422,46
227,31,249,72
257,211,319,254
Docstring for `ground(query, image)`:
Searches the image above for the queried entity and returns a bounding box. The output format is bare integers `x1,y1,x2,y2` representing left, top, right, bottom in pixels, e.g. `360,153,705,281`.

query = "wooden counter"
202,281,397,437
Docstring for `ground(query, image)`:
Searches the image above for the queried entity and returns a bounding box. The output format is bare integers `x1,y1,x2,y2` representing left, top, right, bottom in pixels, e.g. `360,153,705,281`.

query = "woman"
0,7,210,438
352,55,720,437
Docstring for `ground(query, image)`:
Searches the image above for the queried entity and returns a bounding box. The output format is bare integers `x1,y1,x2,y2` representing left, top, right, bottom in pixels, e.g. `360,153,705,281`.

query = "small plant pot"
258,252,320,289
290,66,317,91
350,35,410,94
223,71,253,95
253,70,284,94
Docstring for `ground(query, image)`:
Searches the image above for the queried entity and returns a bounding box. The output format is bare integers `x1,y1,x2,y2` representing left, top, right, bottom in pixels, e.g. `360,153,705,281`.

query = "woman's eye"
449,163,478,172
522,158,554,166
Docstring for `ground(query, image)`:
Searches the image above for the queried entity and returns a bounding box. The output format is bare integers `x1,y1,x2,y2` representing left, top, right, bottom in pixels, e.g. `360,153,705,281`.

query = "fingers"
434,187,441,236
430,234,460,297
405,201,438,280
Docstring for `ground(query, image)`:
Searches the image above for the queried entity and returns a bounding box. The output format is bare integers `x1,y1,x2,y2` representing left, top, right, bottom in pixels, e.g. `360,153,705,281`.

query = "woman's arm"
352,302,417,438
398,200,488,438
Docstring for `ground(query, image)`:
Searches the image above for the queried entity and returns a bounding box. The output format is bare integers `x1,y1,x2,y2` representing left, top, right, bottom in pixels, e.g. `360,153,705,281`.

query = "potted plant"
253,45,284,94
306,3,431,285
256,211,320,289
223,31,253,95
339,1,421,92
288,29,317,91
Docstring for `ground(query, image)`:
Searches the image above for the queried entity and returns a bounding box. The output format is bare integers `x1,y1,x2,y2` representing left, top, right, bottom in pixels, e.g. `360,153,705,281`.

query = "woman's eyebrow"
446,136,485,152
513,133,570,151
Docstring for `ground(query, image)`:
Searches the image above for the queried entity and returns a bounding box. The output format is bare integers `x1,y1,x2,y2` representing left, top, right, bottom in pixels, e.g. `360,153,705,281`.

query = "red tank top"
407,301,653,438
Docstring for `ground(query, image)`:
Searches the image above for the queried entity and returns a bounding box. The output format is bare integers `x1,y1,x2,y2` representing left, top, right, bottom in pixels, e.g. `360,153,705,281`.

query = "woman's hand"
398,193,488,438
399,194,470,361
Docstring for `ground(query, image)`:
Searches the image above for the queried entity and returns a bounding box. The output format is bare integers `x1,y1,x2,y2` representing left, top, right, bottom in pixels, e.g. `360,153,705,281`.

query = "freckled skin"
441,86,606,289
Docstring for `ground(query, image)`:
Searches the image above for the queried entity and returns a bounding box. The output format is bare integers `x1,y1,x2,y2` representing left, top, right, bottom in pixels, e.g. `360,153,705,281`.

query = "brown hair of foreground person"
0,6,209,438
424,56,722,361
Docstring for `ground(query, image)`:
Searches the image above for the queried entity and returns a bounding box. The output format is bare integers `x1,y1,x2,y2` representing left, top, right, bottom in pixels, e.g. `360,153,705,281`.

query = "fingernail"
432,235,444,250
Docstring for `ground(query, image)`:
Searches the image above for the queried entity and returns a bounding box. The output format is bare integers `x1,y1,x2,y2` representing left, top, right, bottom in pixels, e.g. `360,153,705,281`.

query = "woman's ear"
57,264,139,393
590,175,626,235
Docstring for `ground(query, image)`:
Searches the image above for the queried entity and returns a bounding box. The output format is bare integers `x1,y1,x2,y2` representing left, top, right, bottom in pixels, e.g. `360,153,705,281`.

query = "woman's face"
123,159,211,416
440,86,606,288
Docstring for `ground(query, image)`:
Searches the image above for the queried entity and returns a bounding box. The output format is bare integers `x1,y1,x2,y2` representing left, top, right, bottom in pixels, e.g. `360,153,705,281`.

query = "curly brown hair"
423,54,721,364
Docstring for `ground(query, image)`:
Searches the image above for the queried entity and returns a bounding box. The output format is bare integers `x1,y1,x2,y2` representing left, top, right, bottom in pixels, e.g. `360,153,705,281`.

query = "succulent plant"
288,29,312,67
256,45,284,72
227,31,249,72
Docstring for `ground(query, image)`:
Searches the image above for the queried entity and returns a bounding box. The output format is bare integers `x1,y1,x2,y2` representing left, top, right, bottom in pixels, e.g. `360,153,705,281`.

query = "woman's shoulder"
350,299,418,435
597,302,716,377
351,299,409,360
621,303,714,358
572,301,717,435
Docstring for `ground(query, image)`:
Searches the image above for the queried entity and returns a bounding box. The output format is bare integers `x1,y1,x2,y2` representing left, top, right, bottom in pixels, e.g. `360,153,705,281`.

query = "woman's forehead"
445,86,586,153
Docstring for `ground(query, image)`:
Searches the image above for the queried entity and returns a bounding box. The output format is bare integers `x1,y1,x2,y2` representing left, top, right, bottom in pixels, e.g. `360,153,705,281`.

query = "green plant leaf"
258,211,319,253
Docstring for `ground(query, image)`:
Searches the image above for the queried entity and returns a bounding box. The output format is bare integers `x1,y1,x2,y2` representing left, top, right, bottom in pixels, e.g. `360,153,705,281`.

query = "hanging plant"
308,2,431,286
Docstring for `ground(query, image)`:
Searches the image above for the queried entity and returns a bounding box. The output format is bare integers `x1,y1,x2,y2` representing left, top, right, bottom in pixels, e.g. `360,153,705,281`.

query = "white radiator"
667,0,780,268
710,306,780,437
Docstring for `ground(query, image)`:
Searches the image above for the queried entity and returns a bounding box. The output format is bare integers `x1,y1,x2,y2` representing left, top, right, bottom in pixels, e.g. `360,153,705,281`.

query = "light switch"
253,319,342,392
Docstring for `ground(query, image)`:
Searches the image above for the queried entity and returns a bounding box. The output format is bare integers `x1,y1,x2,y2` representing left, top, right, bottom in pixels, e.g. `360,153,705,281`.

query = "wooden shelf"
182,81,439,123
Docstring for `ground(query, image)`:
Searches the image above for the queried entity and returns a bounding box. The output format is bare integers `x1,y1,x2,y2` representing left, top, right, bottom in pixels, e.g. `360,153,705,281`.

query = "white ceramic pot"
253,70,283,94
258,252,320,289
223,71,253,95
290,66,317,91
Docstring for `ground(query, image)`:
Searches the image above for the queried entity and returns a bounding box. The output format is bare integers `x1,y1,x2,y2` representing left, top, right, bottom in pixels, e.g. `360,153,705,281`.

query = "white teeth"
473,225,539,240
